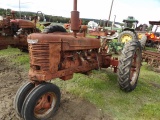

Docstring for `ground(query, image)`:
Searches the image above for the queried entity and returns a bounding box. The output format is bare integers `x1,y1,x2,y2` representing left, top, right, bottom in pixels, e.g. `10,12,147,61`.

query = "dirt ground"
0,56,111,120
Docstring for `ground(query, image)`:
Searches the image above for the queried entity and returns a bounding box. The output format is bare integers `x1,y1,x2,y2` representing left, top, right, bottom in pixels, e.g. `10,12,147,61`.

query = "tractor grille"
29,44,50,71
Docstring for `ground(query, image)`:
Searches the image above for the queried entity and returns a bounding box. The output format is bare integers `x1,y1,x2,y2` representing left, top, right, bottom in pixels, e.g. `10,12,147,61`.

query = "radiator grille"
29,44,50,71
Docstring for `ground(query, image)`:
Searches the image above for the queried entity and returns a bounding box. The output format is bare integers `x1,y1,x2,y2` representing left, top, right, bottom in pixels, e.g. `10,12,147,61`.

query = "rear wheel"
20,48,28,52
145,40,154,47
21,82,61,120
42,25,67,33
139,35,147,49
118,31,137,44
118,40,142,92
16,28,37,52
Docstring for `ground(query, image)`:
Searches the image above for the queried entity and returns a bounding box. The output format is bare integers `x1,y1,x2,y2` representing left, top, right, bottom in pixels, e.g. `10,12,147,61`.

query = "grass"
0,46,30,69
145,47,158,52
0,47,20,56
1,47,160,120
52,65,160,120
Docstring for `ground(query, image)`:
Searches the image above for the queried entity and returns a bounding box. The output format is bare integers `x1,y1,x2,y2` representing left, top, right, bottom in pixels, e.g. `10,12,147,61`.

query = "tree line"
0,8,117,26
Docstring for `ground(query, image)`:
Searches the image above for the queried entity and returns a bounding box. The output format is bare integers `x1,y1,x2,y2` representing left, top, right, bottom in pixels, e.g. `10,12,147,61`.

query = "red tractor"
0,11,41,52
14,0,143,120
145,21,160,49
142,21,160,71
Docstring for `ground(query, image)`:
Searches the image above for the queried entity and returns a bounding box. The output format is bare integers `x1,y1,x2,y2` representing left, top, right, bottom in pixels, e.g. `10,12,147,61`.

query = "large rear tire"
42,25,67,33
139,35,147,49
118,40,142,92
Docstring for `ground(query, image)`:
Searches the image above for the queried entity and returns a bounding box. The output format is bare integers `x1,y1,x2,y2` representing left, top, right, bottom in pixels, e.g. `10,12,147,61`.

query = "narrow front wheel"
21,82,61,120
14,82,35,117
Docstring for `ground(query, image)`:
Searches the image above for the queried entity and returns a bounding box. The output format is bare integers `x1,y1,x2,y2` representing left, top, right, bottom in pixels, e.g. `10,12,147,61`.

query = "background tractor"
142,21,160,71
14,1,143,120
118,16,139,44
145,21,160,50
118,16,147,49
0,10,47,52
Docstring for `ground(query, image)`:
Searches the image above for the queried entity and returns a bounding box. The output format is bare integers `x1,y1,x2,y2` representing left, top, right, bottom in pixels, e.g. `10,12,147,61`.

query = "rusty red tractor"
14,0,143,120
0,10,41,52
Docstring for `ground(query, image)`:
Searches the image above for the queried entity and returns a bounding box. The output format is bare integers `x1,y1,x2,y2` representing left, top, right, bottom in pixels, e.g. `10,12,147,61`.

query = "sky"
0,0,160,25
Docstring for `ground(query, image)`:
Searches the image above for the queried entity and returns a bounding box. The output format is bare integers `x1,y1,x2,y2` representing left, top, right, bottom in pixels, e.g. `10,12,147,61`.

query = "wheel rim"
130,48,141,86
138,33,142,39
121,34,132,43
34,92,57,119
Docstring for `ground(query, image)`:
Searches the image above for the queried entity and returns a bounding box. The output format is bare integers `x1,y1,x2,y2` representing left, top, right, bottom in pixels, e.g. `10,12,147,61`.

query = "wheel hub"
121,34,132,43
34,92,57,118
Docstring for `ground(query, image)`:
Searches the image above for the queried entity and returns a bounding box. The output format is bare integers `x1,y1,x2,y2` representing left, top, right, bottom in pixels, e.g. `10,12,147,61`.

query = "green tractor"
118,16,147,49
105,16,139,54
118,16,139,43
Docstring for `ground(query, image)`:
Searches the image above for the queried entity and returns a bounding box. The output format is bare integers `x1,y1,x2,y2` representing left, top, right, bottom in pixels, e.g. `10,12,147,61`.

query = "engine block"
28,33,102,81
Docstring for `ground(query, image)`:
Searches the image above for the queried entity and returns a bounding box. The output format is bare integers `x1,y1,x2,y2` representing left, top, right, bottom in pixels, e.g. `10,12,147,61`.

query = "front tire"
118,40,142,92
14,82,35,117
21,82,61,120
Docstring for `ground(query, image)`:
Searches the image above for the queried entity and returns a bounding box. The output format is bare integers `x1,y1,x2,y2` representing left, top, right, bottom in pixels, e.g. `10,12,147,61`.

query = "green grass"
1,47,160,120
145,47,158,52
86,34,97,38
0,47,30,69
52,65,160,120
0,47,20,56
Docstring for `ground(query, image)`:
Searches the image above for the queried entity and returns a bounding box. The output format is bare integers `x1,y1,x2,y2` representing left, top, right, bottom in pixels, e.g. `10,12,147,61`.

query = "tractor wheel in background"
14,82,35,117
21,82,61,120
42,25,67,33
10,44,17,48
15,28,39,52
118,40,142,92
139,35,147,49
145,40,154,47
157,44,160,52
118,31,137,44
19,47,29,53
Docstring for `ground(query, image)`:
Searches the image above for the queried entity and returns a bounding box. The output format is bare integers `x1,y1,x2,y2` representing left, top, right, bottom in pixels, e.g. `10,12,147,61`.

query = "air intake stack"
71,0,80,37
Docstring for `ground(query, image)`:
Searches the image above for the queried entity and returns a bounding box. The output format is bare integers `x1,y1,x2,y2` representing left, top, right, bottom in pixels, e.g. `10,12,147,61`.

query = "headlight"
27,39,38,44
